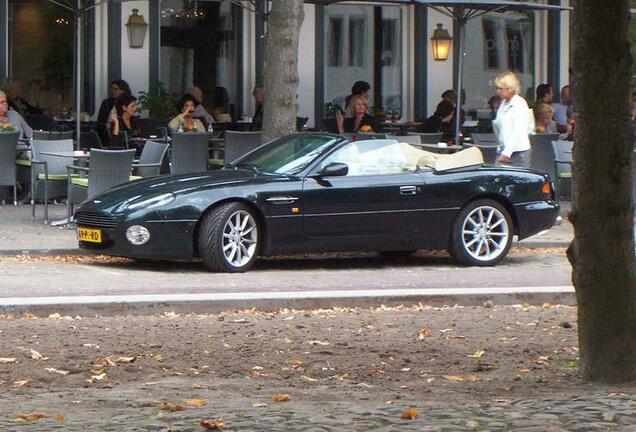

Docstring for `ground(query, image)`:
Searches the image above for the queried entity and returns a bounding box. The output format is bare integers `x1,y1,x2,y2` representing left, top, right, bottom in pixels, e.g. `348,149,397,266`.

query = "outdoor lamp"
431,23,452,61
126,9,148,49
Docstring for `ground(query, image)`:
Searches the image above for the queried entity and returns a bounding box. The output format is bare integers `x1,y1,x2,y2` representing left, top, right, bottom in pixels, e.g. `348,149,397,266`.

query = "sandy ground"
2,303,634,430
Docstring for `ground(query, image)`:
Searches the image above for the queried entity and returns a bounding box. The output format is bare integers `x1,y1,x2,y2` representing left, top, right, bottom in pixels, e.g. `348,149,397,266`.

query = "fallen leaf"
299,375,317,382
48,313,62,319
400,407,419,420
200,418,226,429
94,357,116,367
185,399,207,408
29,349,47,360
426,377,436,383
417,328,432,340
307,340,330,346
45,368,69,375
272,394,291,402
54,414,65,422
0,357,17,364
542,302,552,308
283,337,293,344
13,412,46,422
90,372,107,381
192,384,205,389
230,318,248,323
442,375,464,382
159,402,184,411
115,356,136,364
286,359,303,369
253,403,267,408
13,379,31,387
468,350,486,358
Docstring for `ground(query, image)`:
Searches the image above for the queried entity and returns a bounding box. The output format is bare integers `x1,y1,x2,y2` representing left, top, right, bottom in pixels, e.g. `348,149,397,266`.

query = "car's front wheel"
198,202,259,272
449,199,513,266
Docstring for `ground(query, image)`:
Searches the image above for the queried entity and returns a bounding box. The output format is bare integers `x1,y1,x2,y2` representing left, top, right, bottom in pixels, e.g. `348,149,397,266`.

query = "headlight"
126,193,176,211
126,225,150,245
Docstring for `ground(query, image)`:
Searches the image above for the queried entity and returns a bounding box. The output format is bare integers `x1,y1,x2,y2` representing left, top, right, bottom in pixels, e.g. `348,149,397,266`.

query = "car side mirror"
319,162,348,177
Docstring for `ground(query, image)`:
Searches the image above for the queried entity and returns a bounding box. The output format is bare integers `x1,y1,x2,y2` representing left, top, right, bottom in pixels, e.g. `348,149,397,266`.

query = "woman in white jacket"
492,72,532,168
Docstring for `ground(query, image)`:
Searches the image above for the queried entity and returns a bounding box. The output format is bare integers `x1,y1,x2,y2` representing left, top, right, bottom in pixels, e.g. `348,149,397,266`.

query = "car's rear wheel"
198,202,259,272
449,199,512,266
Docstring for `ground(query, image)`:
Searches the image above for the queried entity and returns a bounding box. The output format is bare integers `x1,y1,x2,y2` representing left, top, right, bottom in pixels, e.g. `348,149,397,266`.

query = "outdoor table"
381,121,421,135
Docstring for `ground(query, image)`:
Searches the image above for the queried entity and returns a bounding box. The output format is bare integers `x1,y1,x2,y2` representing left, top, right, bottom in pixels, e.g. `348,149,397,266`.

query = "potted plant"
137,82,176,120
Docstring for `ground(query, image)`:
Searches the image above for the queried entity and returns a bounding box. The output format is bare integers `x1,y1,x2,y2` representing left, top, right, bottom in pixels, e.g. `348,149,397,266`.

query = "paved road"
0,251,571,298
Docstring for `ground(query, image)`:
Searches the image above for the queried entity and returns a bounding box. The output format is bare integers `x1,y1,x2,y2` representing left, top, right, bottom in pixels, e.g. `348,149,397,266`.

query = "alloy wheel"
222,210,258,267
461,205,510,262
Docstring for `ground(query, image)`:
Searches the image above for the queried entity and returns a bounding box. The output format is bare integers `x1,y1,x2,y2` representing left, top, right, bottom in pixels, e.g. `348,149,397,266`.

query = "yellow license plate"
77,227,102,243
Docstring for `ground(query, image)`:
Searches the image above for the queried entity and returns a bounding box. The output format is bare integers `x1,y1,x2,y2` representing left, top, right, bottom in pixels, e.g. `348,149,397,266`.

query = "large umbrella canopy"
46,0,129,149
314,0,570,144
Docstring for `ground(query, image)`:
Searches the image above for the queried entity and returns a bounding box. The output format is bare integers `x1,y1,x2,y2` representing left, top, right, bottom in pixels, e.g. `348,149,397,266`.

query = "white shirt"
493,94,531,158
551,102,569,126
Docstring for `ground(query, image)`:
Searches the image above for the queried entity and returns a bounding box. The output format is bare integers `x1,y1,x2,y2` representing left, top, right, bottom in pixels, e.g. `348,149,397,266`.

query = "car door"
301,140,426,249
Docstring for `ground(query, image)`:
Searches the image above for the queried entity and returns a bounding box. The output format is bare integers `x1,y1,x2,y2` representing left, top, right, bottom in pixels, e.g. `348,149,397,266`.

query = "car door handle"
266,196,299,204
399,185,417,196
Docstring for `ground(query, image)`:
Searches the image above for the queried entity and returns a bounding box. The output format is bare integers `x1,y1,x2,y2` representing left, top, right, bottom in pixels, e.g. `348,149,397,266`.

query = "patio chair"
551,140,574,200
25,114,55,131
133,140,169,177
529,133,559,180
467,133,498,164
224,130,263,164
170,132,211,174
30,139,74,223
67,149,137,220
296,116,308,131
78,130,103,150
137,118,169,142
32,130,74,140
0,131,20,205
407,132,443,144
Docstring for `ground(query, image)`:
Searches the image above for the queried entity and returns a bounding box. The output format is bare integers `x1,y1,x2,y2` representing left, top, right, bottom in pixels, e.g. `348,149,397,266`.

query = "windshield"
233,134,340,175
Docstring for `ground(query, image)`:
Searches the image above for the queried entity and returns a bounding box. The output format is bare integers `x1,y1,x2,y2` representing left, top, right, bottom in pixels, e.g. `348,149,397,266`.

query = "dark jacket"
342,114,382,133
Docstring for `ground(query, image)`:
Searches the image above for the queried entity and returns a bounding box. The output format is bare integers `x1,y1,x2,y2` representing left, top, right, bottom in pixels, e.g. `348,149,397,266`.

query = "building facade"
0,0,574,127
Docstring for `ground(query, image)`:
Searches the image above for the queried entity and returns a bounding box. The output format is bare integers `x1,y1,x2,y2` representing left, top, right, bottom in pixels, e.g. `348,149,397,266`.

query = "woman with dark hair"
168,94,206,132
420,99,454,137
211,86,232,122
110,94,140,147
96,79,132,144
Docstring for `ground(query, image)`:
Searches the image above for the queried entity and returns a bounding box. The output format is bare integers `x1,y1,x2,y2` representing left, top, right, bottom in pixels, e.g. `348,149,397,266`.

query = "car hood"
80,169,289,210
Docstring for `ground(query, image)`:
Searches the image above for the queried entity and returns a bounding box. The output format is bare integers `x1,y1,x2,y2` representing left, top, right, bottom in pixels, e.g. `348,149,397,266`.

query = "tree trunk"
570,0,636,382
262,0,304,142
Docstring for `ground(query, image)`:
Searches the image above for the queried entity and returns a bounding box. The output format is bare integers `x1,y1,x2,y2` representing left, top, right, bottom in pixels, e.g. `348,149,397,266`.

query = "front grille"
75,209,118,229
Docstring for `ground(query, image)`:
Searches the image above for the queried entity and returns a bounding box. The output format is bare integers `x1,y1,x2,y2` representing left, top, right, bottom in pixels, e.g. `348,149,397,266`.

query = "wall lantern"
126,9,148,49
431,23,452,61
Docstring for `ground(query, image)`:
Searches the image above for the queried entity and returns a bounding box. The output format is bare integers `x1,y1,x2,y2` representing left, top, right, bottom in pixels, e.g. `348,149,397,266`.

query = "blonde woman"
533,103,557,133
492,72,532,167
336,94,381,134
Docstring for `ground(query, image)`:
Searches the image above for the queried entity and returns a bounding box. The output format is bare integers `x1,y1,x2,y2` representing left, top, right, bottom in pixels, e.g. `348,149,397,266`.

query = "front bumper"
76,210,198,260
514,200,560,240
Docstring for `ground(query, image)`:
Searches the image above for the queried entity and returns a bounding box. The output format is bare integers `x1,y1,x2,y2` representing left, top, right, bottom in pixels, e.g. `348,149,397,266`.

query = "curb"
0,287,576,317
0,241,570,257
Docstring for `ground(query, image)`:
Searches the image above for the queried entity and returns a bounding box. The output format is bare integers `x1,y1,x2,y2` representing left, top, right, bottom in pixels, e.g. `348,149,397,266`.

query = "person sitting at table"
211,86,232,122
344,81,371,113
420,99,454,136
110,94,140,147
97,79,131,145
251,86,264,131
187,86,214,127
168,94,206,132
336,94,382,134
533,103,557,134
0,90,32,139
1,78,43,116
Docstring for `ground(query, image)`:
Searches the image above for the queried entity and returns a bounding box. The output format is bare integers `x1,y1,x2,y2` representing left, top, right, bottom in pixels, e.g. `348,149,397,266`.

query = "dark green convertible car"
75,133,559,272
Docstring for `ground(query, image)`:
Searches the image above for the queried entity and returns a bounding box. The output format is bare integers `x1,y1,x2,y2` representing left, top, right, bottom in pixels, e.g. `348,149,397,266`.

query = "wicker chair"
30,139,74,223
67,149,137,220
551,140,574,200
133,140,169,177
170,132,211,174
407,132,443,144
32,130,74,140
224,131,263,164
0,131,20,205
529,133,560,180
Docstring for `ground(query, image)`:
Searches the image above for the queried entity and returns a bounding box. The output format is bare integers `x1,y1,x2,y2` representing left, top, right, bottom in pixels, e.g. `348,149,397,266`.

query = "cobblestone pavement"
2,383,636,431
